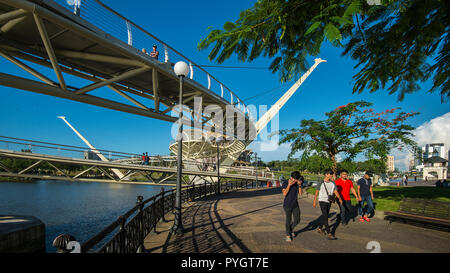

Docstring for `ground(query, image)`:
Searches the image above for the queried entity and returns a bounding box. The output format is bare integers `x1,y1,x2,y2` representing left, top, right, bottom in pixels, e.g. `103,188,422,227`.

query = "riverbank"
0,176,37,183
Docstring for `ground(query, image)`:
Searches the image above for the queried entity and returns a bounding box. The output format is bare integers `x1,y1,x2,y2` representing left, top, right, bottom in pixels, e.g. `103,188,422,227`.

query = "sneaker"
359,217,365,223
291,232,296,238
317,228,325,235
364,216,371,222
327,234,337,240
286,236,292,242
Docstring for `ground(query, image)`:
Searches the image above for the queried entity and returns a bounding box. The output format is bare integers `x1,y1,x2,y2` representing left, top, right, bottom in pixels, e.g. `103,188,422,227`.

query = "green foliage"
198,0,449,102
279,101,418,173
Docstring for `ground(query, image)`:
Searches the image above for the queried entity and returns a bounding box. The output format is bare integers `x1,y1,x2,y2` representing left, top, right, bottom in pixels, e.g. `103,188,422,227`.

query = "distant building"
409,159,415,171
422,143,446,161
387,156,395,172
84,150,101,161
423,156,448,180
415,143,447,172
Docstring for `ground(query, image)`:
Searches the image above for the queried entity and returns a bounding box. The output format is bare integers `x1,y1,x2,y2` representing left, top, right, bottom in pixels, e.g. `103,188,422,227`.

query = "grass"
304,186,450,212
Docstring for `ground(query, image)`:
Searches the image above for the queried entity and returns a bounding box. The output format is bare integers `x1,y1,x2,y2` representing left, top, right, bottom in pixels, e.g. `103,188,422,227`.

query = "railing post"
118,215,126,254
136,195,144,253
160,187,167,223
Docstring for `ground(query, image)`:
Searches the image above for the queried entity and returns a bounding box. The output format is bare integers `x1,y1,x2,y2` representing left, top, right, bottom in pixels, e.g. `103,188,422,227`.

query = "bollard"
136,196,145,253
53,234,77,253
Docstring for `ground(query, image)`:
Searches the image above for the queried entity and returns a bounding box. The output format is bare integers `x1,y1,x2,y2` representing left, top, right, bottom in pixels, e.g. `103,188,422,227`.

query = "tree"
279,101,418,173
298,153,333,174
198,0,449,102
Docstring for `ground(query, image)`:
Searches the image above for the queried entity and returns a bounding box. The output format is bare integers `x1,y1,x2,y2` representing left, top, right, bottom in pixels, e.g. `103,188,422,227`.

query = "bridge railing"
50,0,248,115
71,180,252,253
0,136,275,180
0,135,138,161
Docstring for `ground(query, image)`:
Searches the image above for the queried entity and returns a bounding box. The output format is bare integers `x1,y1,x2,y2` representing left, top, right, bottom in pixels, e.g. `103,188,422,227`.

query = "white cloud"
392,112,450,170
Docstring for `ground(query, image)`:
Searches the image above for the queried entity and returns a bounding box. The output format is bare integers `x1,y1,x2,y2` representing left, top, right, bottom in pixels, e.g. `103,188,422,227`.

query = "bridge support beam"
0,8,27,24
76,66,151,95
0,50,56,86
33,14,67,91
0,72,177,122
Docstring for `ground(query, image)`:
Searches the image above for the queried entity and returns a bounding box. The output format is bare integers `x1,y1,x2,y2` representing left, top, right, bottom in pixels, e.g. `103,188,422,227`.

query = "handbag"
322,182,336,203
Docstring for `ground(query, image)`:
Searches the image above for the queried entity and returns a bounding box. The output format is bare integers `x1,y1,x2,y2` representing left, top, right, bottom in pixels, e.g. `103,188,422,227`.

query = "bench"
384,198,450,231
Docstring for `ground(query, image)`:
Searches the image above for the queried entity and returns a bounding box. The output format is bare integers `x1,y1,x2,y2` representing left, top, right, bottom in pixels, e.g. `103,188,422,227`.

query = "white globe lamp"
174,61,189,77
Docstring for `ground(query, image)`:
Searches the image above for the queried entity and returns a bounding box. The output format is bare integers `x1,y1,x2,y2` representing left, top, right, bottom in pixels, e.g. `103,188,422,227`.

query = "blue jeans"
359,196,374,216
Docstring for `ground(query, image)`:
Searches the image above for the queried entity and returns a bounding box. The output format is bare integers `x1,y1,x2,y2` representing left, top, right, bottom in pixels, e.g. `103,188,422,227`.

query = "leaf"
330,16,353,26
324,23,342,42
223,21,236,31
305,21,321,36
343,0,361,19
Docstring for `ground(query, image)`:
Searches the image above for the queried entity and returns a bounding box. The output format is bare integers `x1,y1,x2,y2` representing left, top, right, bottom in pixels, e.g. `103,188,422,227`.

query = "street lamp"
207,136,226,195
172,61,189,235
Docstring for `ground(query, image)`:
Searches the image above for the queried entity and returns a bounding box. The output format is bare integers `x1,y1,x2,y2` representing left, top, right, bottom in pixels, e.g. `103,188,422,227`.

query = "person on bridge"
150,45,159,60
357,172,375,223
281,171,303,242
141,153,146,165
313,170,343,240
145,152,149,165
335,170,361,226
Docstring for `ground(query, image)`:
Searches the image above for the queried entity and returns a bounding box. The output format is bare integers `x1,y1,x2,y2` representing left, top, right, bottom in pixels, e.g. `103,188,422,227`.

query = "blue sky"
0,0,448,169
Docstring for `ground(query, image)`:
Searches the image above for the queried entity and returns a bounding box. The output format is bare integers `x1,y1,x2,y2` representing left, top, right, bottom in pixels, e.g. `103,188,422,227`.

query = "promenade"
144,187,450,253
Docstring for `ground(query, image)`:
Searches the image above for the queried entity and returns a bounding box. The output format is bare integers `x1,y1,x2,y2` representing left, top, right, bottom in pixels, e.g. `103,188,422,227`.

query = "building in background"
84,151,101,161
414,143,447,173
422,143,446,161
387,155,395,172
409,159,415,171
423,156,448,180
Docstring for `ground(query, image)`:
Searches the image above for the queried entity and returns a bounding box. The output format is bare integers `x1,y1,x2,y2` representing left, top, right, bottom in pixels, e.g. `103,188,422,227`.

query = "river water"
0,180,170,252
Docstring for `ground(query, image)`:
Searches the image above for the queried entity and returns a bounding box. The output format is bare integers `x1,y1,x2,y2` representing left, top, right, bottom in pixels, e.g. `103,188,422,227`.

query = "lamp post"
172,61,189,235
255,152,258,188
215,136,225,195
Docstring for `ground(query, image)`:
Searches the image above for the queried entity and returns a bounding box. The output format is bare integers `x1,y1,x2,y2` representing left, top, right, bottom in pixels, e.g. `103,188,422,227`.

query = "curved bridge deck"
144,188,450,253
0,0,250,133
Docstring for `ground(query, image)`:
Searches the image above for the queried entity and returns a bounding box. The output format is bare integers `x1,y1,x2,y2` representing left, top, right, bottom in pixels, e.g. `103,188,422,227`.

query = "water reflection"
0,180,170,252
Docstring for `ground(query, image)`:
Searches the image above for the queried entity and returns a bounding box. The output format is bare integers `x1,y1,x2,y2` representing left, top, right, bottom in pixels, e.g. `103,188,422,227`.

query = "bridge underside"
0,0,253,140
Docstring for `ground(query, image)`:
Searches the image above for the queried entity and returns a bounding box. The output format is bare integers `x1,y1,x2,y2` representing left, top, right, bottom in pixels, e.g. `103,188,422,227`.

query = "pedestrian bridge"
0,135,276,185
0,0,251,137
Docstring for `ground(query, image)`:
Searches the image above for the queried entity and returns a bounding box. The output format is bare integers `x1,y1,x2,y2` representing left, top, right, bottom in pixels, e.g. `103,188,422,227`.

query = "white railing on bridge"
52,0,248,115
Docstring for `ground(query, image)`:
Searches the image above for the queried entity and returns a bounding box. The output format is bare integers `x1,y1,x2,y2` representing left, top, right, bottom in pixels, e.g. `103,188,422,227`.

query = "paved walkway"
144,188,450,253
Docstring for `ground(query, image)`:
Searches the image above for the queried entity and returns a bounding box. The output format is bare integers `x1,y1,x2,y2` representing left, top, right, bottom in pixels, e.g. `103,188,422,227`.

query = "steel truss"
0,149,275,185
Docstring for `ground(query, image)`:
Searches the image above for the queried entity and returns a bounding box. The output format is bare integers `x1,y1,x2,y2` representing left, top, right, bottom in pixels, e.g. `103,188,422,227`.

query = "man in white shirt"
313,170,343,240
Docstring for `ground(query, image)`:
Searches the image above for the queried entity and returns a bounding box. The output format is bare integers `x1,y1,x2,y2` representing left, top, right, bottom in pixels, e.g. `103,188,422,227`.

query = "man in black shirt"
282,171,303,242
357,172,375,222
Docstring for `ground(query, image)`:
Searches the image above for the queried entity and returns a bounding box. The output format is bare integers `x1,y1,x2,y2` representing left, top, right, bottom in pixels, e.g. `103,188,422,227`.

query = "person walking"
282,171,303,242
145,152,149,166
313,170,343,240
335,170,361,226
357,172,375,223
141,153,146,165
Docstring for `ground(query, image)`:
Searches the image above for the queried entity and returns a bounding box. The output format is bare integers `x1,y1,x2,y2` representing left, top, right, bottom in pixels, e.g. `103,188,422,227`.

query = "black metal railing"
65,180,252,253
